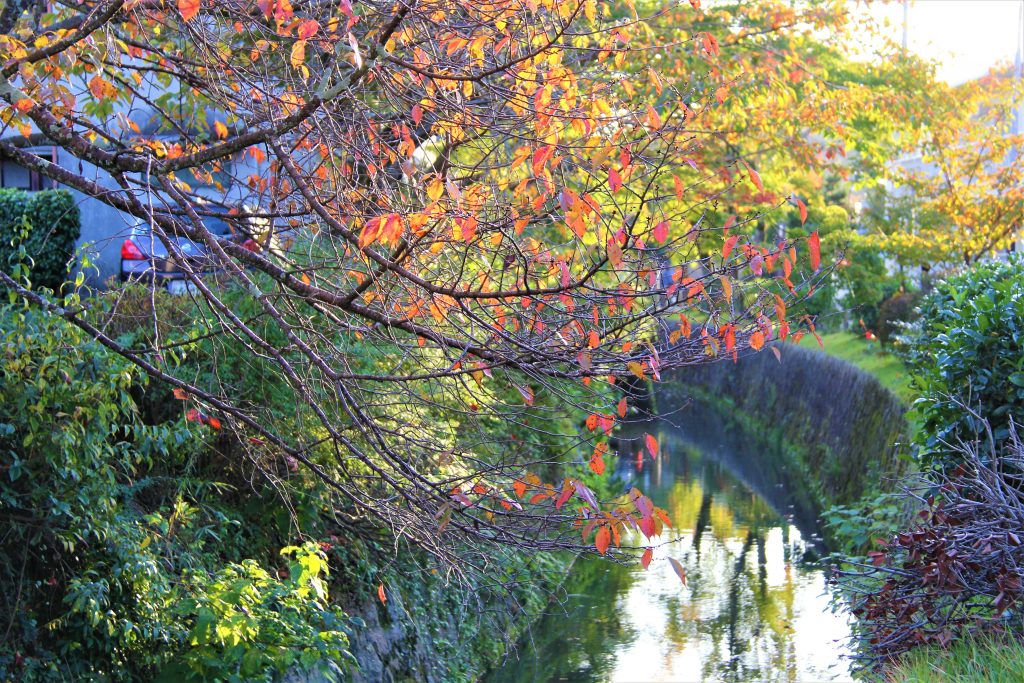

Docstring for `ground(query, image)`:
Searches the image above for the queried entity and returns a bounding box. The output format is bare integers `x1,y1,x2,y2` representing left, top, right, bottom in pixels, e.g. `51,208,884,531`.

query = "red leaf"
532,145,554,176
641,547,653,569
673,175,684,200
297,19,319,40
796,198,808,225
644,433,659,459
722,235,738,261
378,583,387,603
608,168,622,193
595,526,611,555
411,103,423,125
808,231,821,271
178,0,201,22
186,408,201,424
653,221,668,243
668,557,687,585
617,398,627,418
206,417,222,430
555,480,575,509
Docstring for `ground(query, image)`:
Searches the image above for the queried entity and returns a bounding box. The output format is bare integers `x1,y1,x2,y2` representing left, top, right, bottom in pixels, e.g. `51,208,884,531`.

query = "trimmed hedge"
0,188,80,292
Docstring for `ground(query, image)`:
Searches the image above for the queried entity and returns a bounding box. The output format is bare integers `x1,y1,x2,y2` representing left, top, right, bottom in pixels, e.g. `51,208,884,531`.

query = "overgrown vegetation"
0,189,80,292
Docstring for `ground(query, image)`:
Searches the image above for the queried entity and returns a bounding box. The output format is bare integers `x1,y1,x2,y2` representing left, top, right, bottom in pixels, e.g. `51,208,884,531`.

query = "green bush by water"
906,256,1024,470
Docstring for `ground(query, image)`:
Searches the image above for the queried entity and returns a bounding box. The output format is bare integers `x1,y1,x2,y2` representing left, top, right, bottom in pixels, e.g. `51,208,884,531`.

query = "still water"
487,401,854,682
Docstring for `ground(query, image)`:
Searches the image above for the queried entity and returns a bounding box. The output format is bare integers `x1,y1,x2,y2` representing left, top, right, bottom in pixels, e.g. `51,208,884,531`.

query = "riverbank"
664,343,910,519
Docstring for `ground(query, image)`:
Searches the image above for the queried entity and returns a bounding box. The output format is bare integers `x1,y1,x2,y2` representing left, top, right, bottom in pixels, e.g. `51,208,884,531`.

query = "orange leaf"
13,99,33,114
673,175,684,200
641,547,653,569
646,105,662,130
590,442,608,475
173,388,189,400
722,235,738,261
595,526,611,555
377,583,387,603
588,329,600,348
668,557,687,585
178,0,200,22
206,417,222,430
214,121,228,140
644,433,659,459
796,198,808,225
808,231,820,271
513,479,527,498
586,413,598,431
617,397,627,418
749,330,764,351
747,165,763,192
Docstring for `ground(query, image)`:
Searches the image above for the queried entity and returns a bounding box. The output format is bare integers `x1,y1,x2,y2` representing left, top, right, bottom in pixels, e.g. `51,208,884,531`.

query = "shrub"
0,304,352,682
906,257,1024,470
0,188,81,292
837,421,1024,668
875,289,920,347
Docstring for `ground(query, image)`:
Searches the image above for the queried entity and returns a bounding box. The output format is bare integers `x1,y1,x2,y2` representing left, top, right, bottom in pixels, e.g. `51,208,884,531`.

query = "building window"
0,148,58,191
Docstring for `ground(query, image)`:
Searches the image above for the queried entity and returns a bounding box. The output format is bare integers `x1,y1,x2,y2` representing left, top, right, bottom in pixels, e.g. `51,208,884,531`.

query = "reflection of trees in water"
485,557,636,683
489,409,839,682
655,523,803,682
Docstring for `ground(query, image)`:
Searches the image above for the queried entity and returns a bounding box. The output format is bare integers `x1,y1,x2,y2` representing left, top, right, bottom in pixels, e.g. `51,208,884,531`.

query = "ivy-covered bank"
661,343,911,549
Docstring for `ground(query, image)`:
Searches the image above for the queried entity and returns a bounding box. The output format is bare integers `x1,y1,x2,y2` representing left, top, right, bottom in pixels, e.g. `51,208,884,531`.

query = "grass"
797,331,915,404
884,632,1024,683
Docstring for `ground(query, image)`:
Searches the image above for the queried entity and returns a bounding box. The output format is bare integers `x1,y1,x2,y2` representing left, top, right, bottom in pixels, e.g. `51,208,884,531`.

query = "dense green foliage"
0,189,80,292
907,257,1024,469
1,280,600,681
0,300,352,682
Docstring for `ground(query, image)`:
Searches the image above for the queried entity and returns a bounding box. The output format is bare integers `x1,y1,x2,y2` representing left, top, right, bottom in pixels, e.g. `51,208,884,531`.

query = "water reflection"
487,401,853,682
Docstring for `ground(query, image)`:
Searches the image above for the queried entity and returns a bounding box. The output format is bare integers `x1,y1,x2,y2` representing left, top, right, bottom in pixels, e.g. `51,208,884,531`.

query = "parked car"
119,205,272,292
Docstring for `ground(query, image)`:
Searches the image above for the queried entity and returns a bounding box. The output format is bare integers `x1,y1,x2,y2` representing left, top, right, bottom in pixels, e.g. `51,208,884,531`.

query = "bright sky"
868,0,1024,84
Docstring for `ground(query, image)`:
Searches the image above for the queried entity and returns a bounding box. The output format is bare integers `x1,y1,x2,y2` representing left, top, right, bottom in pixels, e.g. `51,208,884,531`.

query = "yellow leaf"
426,175,444,202
290,40,306,69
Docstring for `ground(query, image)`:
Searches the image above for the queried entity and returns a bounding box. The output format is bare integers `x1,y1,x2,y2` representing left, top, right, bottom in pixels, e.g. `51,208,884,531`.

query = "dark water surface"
487,400,854,682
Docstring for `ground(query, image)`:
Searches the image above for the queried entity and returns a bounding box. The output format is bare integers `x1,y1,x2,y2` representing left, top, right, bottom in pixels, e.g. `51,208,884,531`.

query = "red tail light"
121,239,144,260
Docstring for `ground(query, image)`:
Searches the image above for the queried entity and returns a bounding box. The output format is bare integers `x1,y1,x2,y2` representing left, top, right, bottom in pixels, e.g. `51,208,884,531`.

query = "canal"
486,399,854,682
